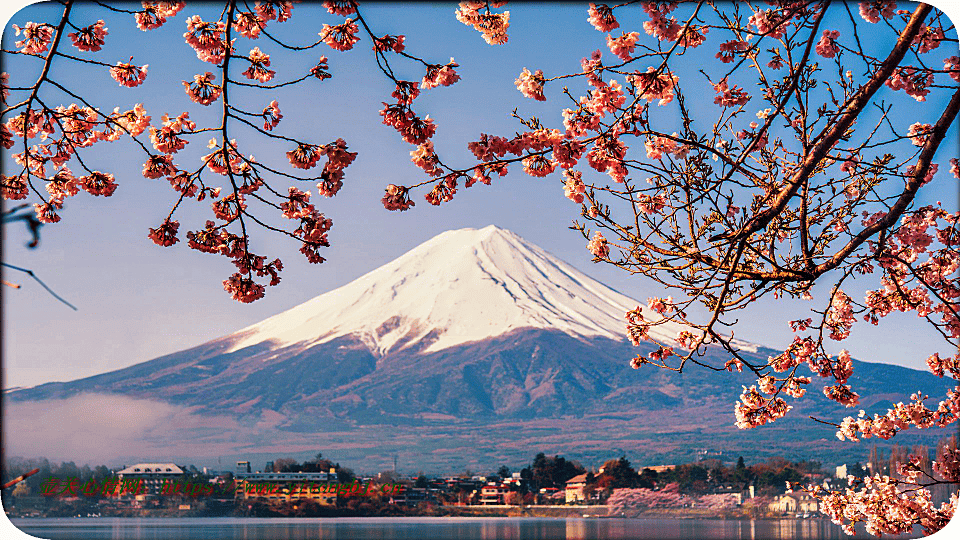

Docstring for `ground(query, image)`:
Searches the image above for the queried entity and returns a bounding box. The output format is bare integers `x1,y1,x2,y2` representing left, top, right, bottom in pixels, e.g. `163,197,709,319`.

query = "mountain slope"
7,226,954,469
222,225,693,356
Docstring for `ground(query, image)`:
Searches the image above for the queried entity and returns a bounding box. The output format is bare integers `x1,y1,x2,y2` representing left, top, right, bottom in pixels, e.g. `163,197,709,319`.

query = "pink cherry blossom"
587,3,618,32
321,19,360,51
136,2,184,31
382,184,415,211
233,11,264,39
110,61,148,87
183,72,221,105
373,34,405,54
242,48,275,83
816,30,840,58
142,154,177,179
587,231,610,258
80,171,118,196
629,67,678,106
607,32,640,61
456,2,510,45
858,1,896,23
69,20,108,52
12,22,53,55
716,40,748,63
255,1,293,23
148,219,180,247
515,68,546,101
713,78,750,107
944,56,960,83
563,170,585,203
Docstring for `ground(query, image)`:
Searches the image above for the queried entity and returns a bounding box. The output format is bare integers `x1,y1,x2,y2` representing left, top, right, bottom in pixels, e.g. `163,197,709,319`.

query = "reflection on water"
12,516,924,540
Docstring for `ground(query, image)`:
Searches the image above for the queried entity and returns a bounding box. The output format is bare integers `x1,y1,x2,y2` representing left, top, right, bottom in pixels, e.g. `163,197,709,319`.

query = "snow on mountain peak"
225,226,691,356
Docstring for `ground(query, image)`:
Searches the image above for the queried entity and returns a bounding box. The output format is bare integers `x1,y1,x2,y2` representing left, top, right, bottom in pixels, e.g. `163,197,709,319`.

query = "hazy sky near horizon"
2,0,960,389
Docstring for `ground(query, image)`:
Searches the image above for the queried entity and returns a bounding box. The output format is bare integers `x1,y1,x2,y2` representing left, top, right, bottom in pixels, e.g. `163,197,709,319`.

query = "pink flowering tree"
2,0,959,535
2,0,470,302
381,0,960,536
417,1,957,536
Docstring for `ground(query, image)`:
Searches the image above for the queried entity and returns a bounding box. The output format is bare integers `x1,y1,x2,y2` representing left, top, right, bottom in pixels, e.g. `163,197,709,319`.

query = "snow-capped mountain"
225,225,688,356
9,226,952,470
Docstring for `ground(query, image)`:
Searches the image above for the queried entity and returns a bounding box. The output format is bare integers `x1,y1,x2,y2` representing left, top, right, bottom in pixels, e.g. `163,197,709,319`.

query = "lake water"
9,516,924,540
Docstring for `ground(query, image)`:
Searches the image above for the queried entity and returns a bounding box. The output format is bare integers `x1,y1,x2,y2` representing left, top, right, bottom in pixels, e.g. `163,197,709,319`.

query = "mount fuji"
224,225,691,357
7,226,952,470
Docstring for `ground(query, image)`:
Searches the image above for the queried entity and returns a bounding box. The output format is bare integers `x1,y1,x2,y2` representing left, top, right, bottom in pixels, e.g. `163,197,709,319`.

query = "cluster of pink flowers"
373,34,405,54
515,68,546,101
322,1,354,17
150,111,193,154
279,187,313,219
886,67,934,101
142,154,177,179
262,100,282,131
587,231,609,258
242,47,274,83
932,447,960,482
641,4,681,43
906,122,932,146
810,475,955,536
587,80,626,116
455,1,510,45
858,0,896,23
379,78,438,148
563,170,585,203
68,20,107,52
587,3,618,32
734,385,791,429
944,56,960,82
183,16,230,64
716,40,748,63
293,211,334,264
148,219,180,247
410,141,442,178
816,30,840,58
110,61,149,88
749,9,788,38
644,135,679,160
625,307,650,347
629,67,678,105
521,155,555,177
183,72,221,105
320,19,359,51
232,10,265,39
135,2,185,31
425,176,458,205
825,290,855,341
421,59,460,89
607,32,640,61
713,78,751,107
914,25,944,54
12,22,53,54
836,389,959,443
647,296,673,315
256,1,294,23
381,184,415,211
586,135,629,183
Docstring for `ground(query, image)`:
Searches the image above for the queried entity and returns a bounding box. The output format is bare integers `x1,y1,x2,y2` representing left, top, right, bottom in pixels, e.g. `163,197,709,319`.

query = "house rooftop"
117,463,184,475
565,474,588,485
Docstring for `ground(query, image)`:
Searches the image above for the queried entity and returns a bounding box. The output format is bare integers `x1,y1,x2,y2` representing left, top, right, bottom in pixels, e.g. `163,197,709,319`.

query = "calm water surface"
10,516,924,540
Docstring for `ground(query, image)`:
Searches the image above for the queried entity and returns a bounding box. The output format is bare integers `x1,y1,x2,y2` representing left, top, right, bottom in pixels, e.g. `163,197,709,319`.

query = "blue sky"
2,0,959,389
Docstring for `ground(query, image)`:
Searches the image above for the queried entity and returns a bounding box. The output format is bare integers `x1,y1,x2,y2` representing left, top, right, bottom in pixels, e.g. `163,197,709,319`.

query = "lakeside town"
5,440,958,521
